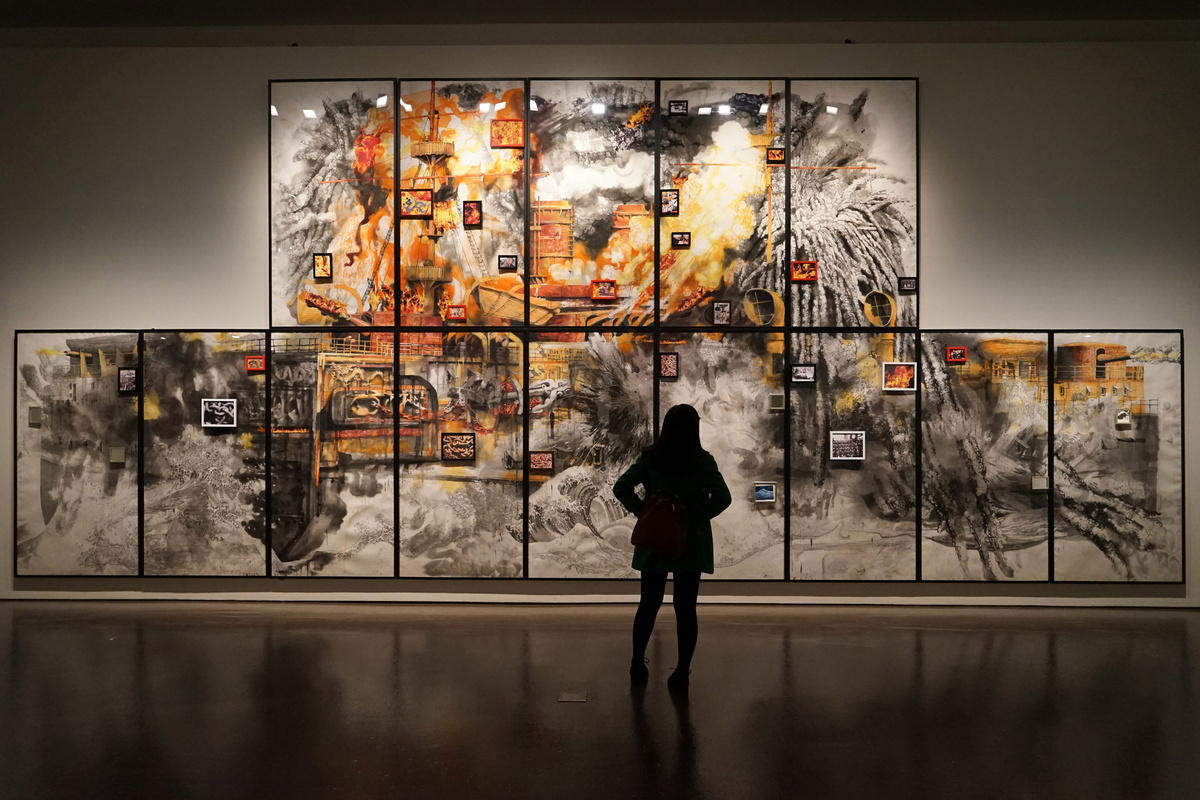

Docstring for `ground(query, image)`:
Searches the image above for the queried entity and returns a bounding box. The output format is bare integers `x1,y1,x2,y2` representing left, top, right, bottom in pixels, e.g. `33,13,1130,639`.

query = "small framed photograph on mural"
462,200,483,229
399,189,433,219
659,189,680,216
529,451,555,471
830,430,866,461
768,393,785,412
946,346,968,363
590,279,617,301
497,254,519,272
754,482,776,503
712,301,731,326
245,355,266,373
117,367,139,397
668,100,688,116
670,231,691,249
201,398,238,429
898,276,917,292
658,352,679,380
312,252,333,280
791,363,816,383
790,260,818,282
766,147,786,165
882,362,918,392
490,118,524,149
441,432,476,462
446,304,467,321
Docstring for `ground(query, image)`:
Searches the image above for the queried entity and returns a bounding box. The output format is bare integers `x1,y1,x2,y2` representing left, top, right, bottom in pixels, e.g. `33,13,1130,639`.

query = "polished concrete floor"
1,602,1198,800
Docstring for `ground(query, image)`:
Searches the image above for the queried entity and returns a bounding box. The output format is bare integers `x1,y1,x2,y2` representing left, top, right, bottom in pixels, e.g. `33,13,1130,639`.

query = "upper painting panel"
788,80,917,328
398,80,526,328
528,80,657,326
659,80,787,327
270,80,396,327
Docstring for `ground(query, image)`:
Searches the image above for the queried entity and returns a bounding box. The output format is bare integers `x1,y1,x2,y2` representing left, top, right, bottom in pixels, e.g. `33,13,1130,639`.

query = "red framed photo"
245,355,266,373
766,147,786,165
946,346,968,363
590,279,617,301
490,118,524,149
462,200,483,229
446,304,467,321
791,260,817,282
399,189,433,219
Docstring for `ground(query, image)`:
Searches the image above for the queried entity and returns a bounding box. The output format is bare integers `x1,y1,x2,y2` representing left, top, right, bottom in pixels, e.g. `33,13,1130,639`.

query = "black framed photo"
791,363,816,383
898,276,917,292
462,200,483,229
766,146,786,165
117,367,139,396
712,301,731,326
201,398,238,428
668,99,688,116
498,254,519,272
658,352,679,380
670,231,691,249
659,189,680,216
441,432,476,461
313,252,333,280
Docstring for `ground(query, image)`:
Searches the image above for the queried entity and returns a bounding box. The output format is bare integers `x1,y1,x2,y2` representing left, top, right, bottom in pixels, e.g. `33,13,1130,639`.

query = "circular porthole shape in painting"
863,291,897,327
742,289,783,326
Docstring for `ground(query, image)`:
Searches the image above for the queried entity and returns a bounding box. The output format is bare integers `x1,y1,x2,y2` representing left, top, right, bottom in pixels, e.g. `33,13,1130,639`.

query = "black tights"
632,571,701,671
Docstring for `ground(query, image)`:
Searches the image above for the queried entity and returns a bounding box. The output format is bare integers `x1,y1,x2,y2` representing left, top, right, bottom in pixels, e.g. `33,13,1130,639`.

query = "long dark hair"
646,404,705,473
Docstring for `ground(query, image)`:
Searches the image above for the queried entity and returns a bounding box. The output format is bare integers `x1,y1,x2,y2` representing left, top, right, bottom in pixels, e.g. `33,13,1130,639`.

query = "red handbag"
630,492,690,558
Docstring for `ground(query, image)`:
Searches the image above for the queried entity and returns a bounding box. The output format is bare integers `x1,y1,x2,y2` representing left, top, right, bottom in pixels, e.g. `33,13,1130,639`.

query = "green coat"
613,451,732,575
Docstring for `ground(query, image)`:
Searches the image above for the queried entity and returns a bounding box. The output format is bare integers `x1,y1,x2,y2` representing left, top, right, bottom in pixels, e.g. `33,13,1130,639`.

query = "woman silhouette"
614,404,731,690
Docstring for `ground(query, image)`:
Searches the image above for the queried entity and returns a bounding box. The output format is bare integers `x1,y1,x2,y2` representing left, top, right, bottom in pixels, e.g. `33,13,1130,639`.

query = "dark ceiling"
2,0,1198,27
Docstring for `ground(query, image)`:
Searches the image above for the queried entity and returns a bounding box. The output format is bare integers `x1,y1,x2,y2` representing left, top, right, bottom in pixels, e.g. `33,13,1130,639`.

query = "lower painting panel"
919,332,1050,581
1052,332,1184,582
14,332,140,575
526,333,654,578
143,332,267,576
790,333,917,580
270,331,396,577
659,332,786,579
395,332,524,577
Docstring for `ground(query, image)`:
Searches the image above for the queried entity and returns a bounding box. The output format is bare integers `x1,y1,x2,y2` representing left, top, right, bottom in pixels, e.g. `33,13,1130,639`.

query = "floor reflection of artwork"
270,331,395,576
527,333,654,578
396,331,524,577
659,333,785,578
920,332,1049,581
14,332,140,575
143,333,267,576
1053,332,1183,582
528,80,656,325
788,80,917,327
658,80,787,327
270,80,395,327
398,80,526,328
790,333,917,580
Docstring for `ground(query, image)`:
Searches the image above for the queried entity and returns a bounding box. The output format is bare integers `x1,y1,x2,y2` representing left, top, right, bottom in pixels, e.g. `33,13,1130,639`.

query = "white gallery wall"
1,38,1197,604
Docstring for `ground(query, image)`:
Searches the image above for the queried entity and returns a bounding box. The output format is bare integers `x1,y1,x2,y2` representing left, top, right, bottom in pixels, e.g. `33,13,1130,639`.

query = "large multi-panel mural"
10,77,1187,586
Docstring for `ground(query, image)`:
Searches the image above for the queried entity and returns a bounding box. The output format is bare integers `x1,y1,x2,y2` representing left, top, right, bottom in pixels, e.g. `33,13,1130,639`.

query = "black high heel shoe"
630,657,650,685
667,668,690,691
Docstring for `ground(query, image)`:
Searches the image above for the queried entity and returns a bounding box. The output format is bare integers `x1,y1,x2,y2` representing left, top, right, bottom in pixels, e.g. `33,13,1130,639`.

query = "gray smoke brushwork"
789,89,914,327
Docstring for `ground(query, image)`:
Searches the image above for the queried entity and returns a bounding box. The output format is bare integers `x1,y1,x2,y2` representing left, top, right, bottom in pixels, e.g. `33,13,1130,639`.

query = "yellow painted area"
143,390,161,421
